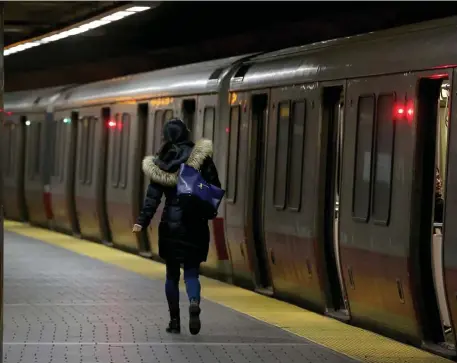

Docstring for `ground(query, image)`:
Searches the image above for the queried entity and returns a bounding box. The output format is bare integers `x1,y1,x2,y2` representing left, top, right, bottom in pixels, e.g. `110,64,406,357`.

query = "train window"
86,117,97,185
163,109,174,129
111,113,122,187
78,118,88,184
226,106,240,202
52,121,60,179
153,110,163,153
372,94,395,224
4,124,16,177
287,100,306,211
203,107,215,141
352,95,375,222
27,123,34,178
274,101,291,209
119,113,131,188
33,122,42,177
78,117,96,185
52,121,68,181
52,122,59,178
11,126,17,176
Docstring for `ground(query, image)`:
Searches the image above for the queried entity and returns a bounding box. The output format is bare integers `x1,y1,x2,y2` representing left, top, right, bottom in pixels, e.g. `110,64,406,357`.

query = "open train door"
439,67,457,357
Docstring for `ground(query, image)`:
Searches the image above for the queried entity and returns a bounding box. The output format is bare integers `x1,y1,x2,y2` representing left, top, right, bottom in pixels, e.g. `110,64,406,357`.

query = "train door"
340,74,418,341
105,102,139,252
143,102,175,256
23,114,49,227
195,94,231,278
135,103,151,257
247,92,272,291
412,72,455,354
319,84,349,319
2,115,27,221
444,69,457,355
74,107,110,243
49,111,79,234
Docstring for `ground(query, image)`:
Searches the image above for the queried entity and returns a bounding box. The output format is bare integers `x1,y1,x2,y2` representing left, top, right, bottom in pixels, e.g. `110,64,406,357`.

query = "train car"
4,15,457,360
226,16,457,357
3,86,72,227
49,55,252,278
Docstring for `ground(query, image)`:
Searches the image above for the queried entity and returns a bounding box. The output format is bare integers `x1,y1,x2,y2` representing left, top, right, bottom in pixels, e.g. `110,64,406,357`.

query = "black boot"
189,300,201,335
166,308,181,334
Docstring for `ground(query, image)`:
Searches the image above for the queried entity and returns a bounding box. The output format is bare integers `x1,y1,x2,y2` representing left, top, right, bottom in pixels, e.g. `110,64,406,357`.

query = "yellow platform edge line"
4,220,452,363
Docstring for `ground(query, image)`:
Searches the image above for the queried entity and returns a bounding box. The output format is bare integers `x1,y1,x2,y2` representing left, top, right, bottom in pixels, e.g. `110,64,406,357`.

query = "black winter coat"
136,139,221,263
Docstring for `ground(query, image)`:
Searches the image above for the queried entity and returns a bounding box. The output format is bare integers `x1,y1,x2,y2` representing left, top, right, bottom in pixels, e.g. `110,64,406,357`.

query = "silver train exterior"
3,16,457,358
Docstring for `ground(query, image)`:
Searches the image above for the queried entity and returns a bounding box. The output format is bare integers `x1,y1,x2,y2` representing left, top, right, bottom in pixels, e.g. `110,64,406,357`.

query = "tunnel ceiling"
4,2,457,92
4,1,136,47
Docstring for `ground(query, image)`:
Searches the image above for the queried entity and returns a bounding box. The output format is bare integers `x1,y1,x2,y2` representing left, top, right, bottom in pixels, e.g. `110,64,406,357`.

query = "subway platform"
3,221,452,363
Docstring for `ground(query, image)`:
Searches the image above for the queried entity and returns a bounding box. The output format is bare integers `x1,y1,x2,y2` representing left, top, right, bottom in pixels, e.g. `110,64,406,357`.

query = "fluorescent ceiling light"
126,6,151,12
4,6,151,57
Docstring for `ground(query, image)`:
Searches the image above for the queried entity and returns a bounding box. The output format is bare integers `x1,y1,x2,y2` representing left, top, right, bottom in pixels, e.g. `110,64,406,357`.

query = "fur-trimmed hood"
142,138,213,187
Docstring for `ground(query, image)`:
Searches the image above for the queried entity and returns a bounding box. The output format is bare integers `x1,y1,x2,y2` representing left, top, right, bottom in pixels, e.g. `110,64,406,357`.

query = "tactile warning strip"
4,220,453,363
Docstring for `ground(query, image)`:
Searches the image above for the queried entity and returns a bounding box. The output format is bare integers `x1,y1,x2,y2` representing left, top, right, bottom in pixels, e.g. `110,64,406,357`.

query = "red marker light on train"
394,104,405,119
108,120,117,128
406,101,414,122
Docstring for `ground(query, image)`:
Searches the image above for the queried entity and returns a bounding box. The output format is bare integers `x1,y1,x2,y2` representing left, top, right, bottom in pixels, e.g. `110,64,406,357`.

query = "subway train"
3,16,457,359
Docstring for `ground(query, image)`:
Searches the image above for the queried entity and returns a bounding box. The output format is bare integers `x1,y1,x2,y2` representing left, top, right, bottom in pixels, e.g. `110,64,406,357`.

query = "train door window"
78,117,88,183
182,99,196,135
3,124,15,177
226,106,240,202
111,113,122,187
153,110,163,153
78,116,96,185
352,95,375,221
273,101,291,209
163,109,173,128
52,121,60,178
287,101,306,211
53,120,68,181
33,122,42,178
119,113,131,188
4,124,13,177
86,117,97,185
203,107,215,141
372,94,395,224
11,125,17,177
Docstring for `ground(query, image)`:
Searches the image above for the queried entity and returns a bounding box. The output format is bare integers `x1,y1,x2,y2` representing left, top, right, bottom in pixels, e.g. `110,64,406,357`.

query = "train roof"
54,55,252,109
230,16,457,91
5,85,73,113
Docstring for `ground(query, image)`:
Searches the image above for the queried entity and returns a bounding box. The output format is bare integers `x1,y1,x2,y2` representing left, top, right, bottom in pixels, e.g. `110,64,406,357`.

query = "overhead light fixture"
4,5,151,57
126,6,151,12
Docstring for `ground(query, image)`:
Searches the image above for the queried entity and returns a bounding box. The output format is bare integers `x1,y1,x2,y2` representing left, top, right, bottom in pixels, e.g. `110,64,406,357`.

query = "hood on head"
162,118,190,144
142,138,213,187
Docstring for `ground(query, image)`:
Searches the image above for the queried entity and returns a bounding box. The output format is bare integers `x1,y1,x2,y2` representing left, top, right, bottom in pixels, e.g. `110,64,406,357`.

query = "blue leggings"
165,260,201,310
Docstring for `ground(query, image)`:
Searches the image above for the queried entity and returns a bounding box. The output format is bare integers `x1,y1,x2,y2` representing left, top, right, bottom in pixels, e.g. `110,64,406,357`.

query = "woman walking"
132,118,221,335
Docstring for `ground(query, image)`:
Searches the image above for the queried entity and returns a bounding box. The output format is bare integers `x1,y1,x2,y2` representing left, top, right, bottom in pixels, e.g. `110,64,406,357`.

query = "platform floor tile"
4,220,454,363
4,230,356,363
